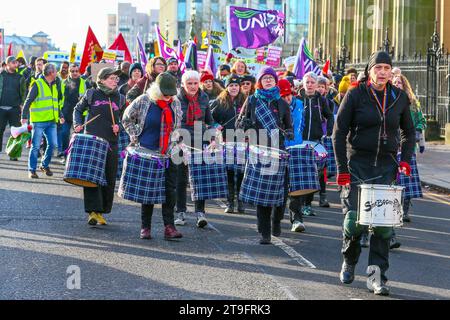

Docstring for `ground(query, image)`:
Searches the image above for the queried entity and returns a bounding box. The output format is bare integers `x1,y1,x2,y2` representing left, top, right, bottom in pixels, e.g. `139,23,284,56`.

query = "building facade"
4,32,58,59
308,0,443,64
107,3,159,51
159,0,309,51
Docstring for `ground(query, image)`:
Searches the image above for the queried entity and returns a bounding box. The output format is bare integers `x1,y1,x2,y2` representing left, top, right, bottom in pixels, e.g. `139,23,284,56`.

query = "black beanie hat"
366,51,392,75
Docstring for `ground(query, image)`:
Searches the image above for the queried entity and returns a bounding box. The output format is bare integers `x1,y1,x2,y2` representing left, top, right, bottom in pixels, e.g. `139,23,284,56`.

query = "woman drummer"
73,67,125,226
333,51,415,296
237,66,293,245
122,72,183,240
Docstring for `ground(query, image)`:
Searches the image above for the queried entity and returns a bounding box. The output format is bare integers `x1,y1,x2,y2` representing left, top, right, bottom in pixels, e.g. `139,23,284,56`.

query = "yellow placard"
69,43,77,63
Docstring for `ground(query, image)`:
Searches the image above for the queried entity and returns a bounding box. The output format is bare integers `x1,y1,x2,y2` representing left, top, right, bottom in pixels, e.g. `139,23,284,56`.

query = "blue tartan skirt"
322,136,337,176
397,153,422,199
116,126,131,180
64,134,109,187
239,146,288,207
188,150,229,201
287,145,320,196
118,147,168,204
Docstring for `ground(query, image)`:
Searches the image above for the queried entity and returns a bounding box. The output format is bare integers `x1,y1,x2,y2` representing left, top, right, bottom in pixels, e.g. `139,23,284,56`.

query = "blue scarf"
254,87,281,102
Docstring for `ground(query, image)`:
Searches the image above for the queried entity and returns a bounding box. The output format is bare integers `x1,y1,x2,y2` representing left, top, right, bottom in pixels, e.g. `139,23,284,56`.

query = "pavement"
416,142,450,193
0,130,449,301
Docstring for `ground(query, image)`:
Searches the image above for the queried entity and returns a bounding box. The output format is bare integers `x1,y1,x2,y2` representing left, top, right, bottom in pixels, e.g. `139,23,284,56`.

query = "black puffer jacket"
333,82,415,174
299,90,334,141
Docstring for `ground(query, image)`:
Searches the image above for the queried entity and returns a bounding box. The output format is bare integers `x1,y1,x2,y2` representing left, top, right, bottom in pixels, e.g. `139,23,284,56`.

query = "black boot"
272,206,284,237
340,261,355,284
319,192,330,208
237,201,245,214
258,207,271,244
403,198,411,222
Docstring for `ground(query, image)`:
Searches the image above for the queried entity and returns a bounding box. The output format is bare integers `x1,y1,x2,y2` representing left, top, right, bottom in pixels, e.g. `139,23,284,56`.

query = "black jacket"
299,91,334,141
236,94,293,148
73,88,124,144
211,95,245,142
333,82,415,174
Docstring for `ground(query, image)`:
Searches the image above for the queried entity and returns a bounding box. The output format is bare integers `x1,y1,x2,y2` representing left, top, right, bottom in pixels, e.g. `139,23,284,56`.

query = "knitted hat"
367,51,392,73
167,57,178,65
256,66,278,84
224,75,241,87
200,71,214,83
278,79,292,97
129,62,143,78
241,74,256,84
338,75,351,94
156,72,178,96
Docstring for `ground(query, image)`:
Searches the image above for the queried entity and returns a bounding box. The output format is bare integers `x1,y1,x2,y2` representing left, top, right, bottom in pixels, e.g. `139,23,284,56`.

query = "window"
259,0,267,10
177,1,186,21
274,0,282,11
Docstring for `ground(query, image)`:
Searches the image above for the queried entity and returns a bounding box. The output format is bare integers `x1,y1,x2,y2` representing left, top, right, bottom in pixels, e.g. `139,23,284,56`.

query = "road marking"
271,237,317,269
423,193,450,206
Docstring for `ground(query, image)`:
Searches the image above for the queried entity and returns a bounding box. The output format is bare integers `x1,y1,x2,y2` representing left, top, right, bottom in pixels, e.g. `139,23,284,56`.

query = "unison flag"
136,33,147,68
293,38,322,80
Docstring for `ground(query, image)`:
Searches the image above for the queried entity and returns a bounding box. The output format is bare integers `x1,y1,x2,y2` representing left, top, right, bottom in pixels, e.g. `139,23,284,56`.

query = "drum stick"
109,98,117,136
80,114,101,129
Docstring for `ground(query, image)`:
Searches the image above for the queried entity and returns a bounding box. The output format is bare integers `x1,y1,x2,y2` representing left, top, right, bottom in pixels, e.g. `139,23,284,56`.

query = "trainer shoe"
390,236,401,250
140,228,152,240
403,213,411,223
39,166,53,177
319,193,330,208
291,220,306,233
196,212,208,228
303,206,316,217
259,235,272,245
88,212,98,226
164,225,183,240
28,171,39,179
96,213,107,225
368,278,390,296
174,212,186,226
339,261,355,284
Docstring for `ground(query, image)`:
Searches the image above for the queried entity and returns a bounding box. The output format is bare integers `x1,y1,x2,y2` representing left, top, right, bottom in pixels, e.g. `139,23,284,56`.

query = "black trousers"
176,162,205,213
340,158,397,282
227,169,244,203
288,195,303,222
302,167,327,206
0,107,21,152
83,144,118,214
141,160,177,228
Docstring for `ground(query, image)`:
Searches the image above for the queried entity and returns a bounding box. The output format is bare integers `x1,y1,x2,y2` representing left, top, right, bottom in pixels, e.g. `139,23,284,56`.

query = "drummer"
211,75,246,214
333,51,415,295
122,72,183,240
299,72,334,216
237,66,293,244
73,67,125,226
279,79,306,233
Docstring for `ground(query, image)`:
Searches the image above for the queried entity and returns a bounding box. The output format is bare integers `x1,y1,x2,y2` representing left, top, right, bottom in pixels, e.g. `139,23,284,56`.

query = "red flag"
109,33,132,63
7,42,13,56
322,59,330,76
80,26,104,74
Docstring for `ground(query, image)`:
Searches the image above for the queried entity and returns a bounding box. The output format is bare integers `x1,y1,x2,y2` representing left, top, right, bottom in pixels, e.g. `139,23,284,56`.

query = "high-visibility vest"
30,78,60,123
61,77,87,114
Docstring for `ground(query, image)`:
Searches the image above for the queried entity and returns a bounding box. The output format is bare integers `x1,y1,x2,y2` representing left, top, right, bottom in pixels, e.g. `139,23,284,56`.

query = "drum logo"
364,198,401,213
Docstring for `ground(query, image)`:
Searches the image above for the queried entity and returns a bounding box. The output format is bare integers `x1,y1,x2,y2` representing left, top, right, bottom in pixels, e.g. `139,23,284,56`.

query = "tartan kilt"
239,147,288,207
117,127,131,180
118,150,167,204
287,146,320,196
64,134,109,187
223,142,248,173
322,136,337,175
397,153,422,199
188,151,229,201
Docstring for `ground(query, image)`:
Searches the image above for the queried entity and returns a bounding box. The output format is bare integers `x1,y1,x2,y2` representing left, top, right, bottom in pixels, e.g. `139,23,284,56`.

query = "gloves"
284,129,295,141
399,161,411,177
419,146,425,154
337,173,351,186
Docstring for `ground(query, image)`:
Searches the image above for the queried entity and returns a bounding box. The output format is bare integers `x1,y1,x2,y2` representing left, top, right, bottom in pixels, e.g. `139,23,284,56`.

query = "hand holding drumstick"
74,114,101,133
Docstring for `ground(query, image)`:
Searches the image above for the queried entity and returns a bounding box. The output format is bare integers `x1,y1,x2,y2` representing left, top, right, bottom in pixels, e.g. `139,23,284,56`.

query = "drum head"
289,189,318,197
127,146,167,160
63,178,97,188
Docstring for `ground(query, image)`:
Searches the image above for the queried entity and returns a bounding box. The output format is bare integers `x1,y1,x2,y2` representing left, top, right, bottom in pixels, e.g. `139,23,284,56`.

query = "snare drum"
188,150,229,201
287,145,320,196
357,184,404,227
117,124,130,180
64,134,109,187
303,140,328,170
322,136,336,175
239,145,288,207
118,146,168,205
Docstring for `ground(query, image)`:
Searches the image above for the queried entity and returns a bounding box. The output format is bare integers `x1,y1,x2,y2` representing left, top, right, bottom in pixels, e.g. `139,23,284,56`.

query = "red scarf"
155,99,174,155
185,92,202,126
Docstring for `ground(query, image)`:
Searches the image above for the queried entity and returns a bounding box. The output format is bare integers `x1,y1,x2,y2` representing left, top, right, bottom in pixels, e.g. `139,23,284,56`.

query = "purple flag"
226,6,284,50
204,46,217,76
293,38,322,80
155,25,176,60
136,33,147,68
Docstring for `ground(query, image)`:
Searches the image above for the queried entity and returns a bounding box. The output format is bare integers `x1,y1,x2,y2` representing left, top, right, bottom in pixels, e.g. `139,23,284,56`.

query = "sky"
0,0,159,52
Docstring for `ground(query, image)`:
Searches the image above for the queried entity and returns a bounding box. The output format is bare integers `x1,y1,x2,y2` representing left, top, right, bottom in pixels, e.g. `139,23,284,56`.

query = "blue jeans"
29,121,58,172
59,122,72,155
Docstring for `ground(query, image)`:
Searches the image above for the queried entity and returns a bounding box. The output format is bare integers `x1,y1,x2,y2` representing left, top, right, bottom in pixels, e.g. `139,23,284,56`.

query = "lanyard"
370,85,388,139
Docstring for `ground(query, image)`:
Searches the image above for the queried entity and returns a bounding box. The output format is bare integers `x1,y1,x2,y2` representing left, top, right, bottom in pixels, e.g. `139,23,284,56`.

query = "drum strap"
255,98,278,133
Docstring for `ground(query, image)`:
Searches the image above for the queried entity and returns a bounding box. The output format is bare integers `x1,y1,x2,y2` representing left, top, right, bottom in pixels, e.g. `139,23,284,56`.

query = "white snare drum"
357,184,404,227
